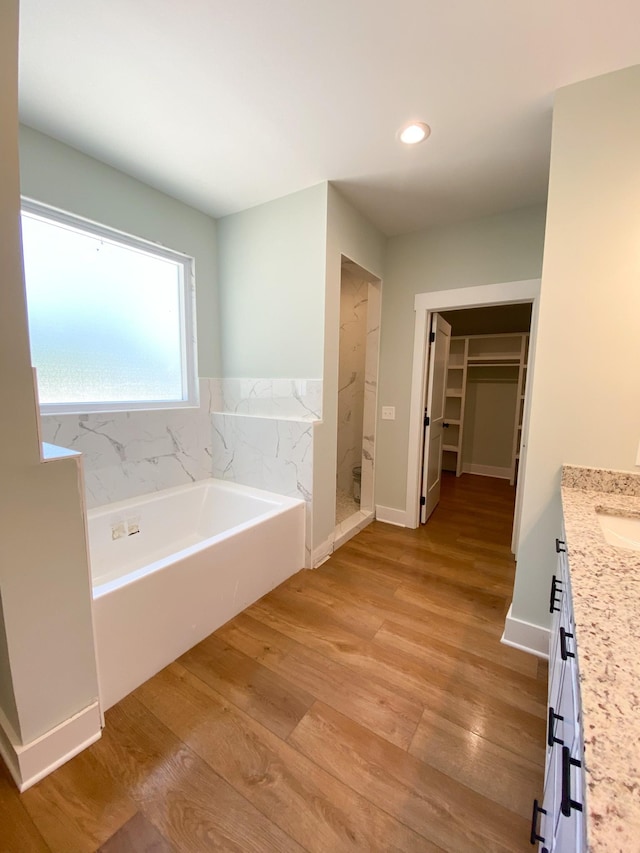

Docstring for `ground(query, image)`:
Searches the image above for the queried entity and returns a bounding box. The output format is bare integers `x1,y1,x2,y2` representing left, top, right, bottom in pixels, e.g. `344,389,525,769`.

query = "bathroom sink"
596,510,640,551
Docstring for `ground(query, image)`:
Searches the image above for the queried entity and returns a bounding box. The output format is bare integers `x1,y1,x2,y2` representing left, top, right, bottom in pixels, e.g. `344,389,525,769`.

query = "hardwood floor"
1,473,547,852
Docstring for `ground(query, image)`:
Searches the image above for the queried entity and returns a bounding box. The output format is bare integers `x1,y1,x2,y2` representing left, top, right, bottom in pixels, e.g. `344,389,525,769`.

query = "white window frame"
21,198,199,415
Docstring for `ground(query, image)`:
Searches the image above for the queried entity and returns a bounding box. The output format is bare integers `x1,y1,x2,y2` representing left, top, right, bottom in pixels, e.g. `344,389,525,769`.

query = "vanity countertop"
560,465,640,852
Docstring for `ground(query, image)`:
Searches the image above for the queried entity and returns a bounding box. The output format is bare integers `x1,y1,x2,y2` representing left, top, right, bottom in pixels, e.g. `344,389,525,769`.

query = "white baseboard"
501,604,550,659
0,709,21,788
462,463,512,480
375,505,411,527
0,701,101,792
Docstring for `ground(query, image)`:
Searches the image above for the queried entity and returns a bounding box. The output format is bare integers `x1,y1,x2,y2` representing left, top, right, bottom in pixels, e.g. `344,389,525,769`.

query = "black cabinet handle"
556,538,566,553
560,626,575,660
547,705,564,747
549,574,562,613
561,746,583,817
529,798,547,845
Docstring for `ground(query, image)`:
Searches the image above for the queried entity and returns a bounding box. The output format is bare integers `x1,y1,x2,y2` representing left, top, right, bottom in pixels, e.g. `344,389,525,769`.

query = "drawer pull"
549,574,562,613
555,538,567,553
561,746,583,817
547,705,564,747
529,797,547,845
560,626,575,660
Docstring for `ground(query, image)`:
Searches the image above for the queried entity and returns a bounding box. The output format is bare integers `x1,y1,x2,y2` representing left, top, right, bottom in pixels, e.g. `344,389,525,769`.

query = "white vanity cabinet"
530,536,587,852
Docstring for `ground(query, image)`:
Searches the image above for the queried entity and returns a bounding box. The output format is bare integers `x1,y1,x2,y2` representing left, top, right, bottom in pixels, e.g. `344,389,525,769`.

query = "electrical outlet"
381,406,396,420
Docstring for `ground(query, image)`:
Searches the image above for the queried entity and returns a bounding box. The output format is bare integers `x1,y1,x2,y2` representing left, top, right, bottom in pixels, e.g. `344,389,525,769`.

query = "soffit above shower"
341,258,381,283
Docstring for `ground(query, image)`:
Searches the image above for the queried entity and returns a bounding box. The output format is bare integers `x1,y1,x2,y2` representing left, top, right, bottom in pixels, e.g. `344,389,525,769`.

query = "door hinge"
420,496,426,506
429,331,435,343
424,411,430,427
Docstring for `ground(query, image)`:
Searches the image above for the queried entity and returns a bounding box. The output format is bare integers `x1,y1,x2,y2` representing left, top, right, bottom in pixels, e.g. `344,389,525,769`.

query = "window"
20,199,197,415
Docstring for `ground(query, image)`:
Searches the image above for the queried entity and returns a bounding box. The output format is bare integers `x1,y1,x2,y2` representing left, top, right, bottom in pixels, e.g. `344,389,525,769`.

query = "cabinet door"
548,544,566,705
548,608,568,729
553,745,585,852
554,807,583,853
541,740,562,850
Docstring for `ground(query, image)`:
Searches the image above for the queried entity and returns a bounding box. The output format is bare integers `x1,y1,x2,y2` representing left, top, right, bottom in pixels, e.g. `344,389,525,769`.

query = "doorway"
407,278,541,552
335,257,381,546
439,303,532,485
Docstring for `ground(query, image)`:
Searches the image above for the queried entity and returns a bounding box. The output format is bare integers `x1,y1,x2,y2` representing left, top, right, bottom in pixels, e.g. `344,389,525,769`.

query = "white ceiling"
18,1,640,236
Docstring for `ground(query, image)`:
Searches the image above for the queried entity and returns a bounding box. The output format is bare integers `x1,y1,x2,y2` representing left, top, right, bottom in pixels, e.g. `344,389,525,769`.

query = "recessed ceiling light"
398,122,431,145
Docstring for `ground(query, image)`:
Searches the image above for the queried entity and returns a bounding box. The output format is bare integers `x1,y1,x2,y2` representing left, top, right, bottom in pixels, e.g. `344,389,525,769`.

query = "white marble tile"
361,281,381,513
211,414,312,500
40,379,213,508
211,412,314,564
40,377,317,565
209,378,322,421
336,274,368,494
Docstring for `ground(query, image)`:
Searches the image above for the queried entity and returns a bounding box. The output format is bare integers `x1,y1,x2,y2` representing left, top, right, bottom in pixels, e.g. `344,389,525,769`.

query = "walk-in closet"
440,304,532,485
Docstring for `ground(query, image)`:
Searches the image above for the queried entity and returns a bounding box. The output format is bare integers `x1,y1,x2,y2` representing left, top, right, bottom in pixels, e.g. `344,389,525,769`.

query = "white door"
420,313,451,523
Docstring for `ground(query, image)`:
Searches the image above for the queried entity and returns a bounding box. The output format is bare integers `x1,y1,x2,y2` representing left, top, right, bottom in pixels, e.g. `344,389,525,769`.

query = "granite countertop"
560,465,640,852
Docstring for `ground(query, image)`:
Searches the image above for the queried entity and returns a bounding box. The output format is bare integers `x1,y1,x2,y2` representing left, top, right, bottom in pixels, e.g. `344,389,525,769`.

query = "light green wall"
513,64,640,627
376,205,547,509
462,374,518,470
217,184,328,378
0,2,98,747
19,126,221,376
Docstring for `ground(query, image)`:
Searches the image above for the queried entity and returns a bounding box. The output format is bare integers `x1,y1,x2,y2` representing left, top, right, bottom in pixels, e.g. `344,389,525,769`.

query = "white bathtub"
89,479,305,710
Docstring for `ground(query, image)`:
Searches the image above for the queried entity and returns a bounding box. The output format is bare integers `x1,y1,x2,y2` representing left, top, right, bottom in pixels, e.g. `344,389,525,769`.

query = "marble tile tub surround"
39,378,322,510
211,414,313,501
560,465,640,850
211,412,314,565
40,379,214,508
210,378,322,421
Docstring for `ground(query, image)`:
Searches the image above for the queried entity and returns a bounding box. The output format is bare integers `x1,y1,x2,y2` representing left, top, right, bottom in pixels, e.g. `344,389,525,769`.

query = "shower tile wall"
361,282,381,513
337,273,368,497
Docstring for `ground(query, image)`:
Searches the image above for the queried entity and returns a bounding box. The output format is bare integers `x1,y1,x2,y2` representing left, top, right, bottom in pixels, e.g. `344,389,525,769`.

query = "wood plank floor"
1,473,547,852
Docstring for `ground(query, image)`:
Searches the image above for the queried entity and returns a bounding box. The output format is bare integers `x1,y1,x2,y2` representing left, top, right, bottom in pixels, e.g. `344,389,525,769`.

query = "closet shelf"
466,357,520,366
444,331,529,485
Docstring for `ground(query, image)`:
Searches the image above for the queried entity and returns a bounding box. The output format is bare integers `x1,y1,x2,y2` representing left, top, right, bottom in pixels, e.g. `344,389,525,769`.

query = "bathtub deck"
3,474,548,853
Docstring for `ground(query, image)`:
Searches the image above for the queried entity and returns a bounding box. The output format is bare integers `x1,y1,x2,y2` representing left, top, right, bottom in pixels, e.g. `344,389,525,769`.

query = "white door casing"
420,313,451,523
